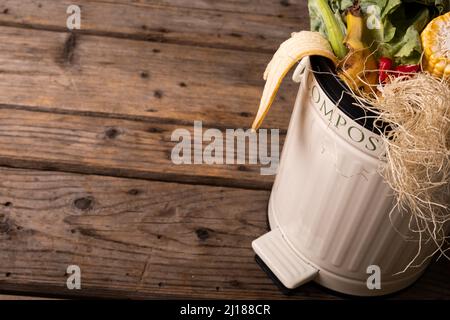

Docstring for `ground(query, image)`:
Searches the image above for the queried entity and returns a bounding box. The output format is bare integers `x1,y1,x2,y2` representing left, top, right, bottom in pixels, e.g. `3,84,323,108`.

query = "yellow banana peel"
252,31,337,131
338,6,378,94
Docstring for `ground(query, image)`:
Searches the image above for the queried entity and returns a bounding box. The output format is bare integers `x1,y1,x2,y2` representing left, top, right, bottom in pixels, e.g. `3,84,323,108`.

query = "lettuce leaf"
380,5,430,64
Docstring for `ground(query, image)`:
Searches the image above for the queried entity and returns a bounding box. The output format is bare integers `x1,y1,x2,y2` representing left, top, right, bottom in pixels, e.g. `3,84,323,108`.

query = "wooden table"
0,0,448,300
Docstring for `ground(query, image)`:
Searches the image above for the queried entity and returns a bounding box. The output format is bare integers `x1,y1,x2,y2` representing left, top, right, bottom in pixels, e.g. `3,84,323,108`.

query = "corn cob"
421,12,450,79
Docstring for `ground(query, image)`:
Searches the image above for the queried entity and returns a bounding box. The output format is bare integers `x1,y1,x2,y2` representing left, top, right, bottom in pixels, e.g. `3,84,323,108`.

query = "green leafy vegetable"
308,0,450,65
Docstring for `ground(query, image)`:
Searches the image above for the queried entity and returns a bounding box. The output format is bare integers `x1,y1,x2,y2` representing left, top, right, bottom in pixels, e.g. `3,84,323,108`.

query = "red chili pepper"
394,64,420,74
378,57,393,83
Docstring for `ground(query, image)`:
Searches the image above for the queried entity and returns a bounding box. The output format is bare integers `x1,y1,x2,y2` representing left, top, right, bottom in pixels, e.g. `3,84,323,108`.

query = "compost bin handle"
292,57,309,84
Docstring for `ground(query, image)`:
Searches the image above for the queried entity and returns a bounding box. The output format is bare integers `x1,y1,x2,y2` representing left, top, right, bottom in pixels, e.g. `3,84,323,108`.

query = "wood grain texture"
0,167,318,299
0,0,307,52
0,294,55,300
0,168,448,299
0,25,295,130
0,108,280,189
126,0,308,18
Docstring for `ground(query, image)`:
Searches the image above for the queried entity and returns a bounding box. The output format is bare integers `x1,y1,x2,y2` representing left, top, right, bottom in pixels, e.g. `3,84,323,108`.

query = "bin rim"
309,56,390,135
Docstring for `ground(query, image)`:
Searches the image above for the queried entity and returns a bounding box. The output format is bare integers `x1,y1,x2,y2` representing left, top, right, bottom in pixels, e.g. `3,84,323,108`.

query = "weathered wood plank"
0,167,323,299
126,0,307,18
0,167,448,299
0,108,280,189
0,294,54,300
0,0,307,52
0,26,295,130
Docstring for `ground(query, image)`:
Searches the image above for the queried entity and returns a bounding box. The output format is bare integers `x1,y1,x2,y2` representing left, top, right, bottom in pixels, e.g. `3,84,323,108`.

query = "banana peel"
337,5,378,94
251,31,337,131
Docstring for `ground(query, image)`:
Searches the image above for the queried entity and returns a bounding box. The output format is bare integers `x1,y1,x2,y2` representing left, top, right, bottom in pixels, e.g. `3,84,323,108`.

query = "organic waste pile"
252,0,450,268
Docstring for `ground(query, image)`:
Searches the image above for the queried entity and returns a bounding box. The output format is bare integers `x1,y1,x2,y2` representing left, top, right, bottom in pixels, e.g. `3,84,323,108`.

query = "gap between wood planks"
0,108,282,190
0,103,287,135
0,21,277,54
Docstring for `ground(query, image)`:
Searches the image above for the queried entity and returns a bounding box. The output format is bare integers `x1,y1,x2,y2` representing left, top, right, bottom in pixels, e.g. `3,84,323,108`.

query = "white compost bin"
252,56,435,296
